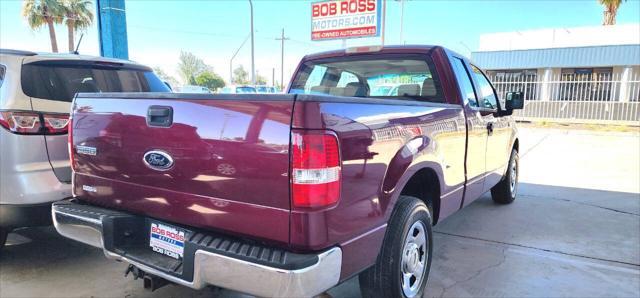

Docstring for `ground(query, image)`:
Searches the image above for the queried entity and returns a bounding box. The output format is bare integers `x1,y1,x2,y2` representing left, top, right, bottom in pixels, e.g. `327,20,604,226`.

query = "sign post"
311,0,382,41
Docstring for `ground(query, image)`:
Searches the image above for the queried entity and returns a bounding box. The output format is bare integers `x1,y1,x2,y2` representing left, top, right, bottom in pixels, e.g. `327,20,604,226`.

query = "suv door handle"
487,122,494,135
147,106,173,127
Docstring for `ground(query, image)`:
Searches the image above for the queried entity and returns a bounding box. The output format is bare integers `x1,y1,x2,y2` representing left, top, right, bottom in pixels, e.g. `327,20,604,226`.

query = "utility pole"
275,28,289,90
272,68,275,87
398,0,405,44
381,0,387,46
249,0,256,85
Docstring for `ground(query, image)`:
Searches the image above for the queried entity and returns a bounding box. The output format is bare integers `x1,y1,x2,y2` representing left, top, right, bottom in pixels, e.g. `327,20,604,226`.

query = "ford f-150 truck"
53,45,523,298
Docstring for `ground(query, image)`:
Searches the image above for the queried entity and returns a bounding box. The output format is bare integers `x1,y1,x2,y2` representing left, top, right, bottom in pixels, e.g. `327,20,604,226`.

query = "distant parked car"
0,49,169,249
175,85,211,93
255,85,277,93
219,85,256,94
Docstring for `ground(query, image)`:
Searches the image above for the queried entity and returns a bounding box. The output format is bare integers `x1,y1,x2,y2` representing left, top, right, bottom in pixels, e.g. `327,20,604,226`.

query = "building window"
559,68,613,101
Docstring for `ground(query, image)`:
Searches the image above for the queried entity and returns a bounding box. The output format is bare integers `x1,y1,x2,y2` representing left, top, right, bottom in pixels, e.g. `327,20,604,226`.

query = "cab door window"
451,58,479,107
471,65,498,109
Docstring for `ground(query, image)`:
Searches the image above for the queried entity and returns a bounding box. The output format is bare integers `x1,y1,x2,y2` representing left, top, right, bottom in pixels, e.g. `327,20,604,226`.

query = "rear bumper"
0,129,72,206
52,199,342,297
0,203,52,228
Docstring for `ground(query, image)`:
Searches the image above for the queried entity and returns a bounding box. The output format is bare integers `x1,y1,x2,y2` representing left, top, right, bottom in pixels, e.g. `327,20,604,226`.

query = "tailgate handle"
147,106,173,127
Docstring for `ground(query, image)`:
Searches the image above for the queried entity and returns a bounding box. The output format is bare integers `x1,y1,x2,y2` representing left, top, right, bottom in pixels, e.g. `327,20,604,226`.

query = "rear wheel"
491,149,519,204
359,196,433,298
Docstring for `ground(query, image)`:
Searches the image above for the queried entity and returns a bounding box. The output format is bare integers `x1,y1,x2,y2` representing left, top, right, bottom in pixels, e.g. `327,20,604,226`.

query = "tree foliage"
22,0,95,53
63,0,94,52
195,71,226,91
178,51,209,84
22,0,64,52
256,74,268,85
233,65,249,85
599,0,626,25
153,67,179,90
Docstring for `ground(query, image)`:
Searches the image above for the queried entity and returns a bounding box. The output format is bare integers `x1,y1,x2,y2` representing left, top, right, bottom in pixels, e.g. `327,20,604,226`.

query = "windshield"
21,62,169,102
289,55,444,103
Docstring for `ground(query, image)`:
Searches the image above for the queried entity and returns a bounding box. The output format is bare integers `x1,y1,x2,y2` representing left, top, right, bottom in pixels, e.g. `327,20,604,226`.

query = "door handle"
487,122,494,135
147,106,173,127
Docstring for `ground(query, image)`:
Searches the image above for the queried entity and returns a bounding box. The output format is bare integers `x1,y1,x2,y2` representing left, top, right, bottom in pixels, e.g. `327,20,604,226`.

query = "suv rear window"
289,55,444,103
21,61,169,102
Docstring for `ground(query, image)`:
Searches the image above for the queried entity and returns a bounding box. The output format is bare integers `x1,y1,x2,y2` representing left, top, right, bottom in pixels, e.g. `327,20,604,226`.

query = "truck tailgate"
70,93,294,244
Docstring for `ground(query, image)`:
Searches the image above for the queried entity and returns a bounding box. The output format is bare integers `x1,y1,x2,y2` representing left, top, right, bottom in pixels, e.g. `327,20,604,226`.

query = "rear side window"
451,58,479,107
470,65,498,109
21,63,169,102
290,55,445,103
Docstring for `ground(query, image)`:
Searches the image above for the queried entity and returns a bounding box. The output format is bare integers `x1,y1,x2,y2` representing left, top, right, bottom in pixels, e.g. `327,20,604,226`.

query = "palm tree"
63,0,93,52
599,0,626,25
22,0,65,53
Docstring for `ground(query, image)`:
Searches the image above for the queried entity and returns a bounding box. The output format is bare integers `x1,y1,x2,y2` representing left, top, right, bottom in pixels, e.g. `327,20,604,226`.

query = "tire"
359,196,433,298
491,149,519,204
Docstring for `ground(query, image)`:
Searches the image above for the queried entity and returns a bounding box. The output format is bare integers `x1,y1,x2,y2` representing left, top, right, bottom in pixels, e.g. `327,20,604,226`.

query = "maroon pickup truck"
53,45,523,297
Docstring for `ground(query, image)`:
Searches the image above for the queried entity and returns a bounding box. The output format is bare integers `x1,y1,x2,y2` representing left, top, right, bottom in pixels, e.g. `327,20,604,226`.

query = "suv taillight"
291,130,341,208
68,115,75,171
0,110,69,135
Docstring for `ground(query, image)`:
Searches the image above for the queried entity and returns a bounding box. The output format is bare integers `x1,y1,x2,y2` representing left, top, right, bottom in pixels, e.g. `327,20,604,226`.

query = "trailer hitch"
124,264,145,280
124,264,170,292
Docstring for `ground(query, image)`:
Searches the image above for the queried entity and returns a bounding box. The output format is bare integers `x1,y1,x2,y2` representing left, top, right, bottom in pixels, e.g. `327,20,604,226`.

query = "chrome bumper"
52,200,342,297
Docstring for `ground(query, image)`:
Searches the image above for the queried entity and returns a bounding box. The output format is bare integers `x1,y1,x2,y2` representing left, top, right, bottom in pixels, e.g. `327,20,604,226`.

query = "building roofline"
472,44,640,55
471,44,640,70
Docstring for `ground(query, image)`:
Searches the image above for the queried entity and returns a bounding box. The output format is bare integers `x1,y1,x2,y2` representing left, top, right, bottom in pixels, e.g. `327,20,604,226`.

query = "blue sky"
2,0,639,85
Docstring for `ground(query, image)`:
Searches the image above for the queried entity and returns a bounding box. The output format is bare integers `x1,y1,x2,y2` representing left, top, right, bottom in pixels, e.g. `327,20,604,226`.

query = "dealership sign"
311,0,381,41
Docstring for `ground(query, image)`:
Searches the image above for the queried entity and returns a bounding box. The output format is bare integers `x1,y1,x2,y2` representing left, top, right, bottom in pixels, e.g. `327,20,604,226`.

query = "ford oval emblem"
143,150,174,171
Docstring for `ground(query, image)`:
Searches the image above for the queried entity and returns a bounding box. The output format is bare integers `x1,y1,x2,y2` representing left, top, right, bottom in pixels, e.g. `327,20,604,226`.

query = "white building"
472,24,640,103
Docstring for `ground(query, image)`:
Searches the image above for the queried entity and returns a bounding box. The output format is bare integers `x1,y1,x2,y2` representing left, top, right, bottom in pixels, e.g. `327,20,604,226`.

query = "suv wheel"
359,196,433,298
491,148,519,204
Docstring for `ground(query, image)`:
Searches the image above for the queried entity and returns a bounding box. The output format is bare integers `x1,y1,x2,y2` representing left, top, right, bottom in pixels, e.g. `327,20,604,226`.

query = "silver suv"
0,49,169,248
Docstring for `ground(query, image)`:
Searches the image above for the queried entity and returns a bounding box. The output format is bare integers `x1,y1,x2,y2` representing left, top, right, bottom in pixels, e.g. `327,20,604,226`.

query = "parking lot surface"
1,126,639,298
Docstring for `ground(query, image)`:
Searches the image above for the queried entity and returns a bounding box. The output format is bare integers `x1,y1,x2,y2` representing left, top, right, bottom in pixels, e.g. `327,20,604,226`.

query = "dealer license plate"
149,222,185,260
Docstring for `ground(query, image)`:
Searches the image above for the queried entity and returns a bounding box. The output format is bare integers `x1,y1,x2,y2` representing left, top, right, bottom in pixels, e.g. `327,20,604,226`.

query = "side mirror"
506,92,524,110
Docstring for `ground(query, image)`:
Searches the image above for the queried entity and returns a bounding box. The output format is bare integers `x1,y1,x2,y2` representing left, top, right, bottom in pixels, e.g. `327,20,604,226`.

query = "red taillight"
291,130,341,208
0,111,42,134
43,114,70,134
0,110,69,135
68,115,75,171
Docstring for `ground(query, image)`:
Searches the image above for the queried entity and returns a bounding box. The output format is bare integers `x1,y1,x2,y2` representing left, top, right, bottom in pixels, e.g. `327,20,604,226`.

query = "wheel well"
513,138,519,152
400,168,441,225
